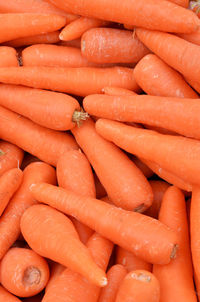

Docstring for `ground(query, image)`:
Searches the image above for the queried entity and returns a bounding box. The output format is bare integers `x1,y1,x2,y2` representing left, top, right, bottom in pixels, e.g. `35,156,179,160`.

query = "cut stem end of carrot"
72,110,90,127
23,266,41,286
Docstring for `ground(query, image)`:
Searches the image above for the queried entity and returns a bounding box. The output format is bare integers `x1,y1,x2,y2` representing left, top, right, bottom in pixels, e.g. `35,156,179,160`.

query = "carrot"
22,44,100,68
0,141,24,177
115,270,160,302
57,150,95,244
96,119,200,187
178,27,200,46
72,119,153,212
134,54,198,98
0,106,78,166
0,162,56,259
60,17,109,41
98,264,127,302
58,38,81,48
0,247,49,297
84,94,200,140
0,66,139,96
42,233,113,302
153,186,197,302
47,0,199,33
0,47,19,67
45,263,65,293
136,28,200,85
0,285,22,302
31,182,178,264
103,86,137,96
0,168,23,216
131,156,154,179
21,204,107,287
81,28,149,64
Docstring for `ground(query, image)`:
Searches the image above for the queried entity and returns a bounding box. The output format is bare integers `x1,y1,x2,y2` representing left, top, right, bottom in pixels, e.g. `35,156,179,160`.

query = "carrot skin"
0,47,19,67
0,285,22,302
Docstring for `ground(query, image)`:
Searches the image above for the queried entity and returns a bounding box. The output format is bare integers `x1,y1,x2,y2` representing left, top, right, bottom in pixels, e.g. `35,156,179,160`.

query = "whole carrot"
0,162,56,259
20,204,107,287
0,247,49,297
0,47,19,67
0,285,21,302
81,28,149,64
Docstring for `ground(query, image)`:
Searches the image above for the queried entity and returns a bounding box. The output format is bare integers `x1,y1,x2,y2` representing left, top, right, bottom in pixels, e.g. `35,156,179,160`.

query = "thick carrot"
0,285,21,302
131,157,154,179
0,247,49,297
84,94,200,139
136,28,200,85
31,183,178,264
0,47,18,67
96,119,200,187
72,119,153,212
178,27,200,46
98,264,127,302
0,162,56,259
47,0,199,33
21,204,107,287
45,263,65,293
81,28,149,64
103,86,137,96
0,168,23,216
134,54,198,98
153,186,197,302
0,66,139,96
115,270,160,302
60,17,109,41
0,106,78,166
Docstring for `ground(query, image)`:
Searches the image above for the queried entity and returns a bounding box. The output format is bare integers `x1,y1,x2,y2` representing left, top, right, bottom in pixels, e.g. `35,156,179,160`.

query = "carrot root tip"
72,110,90,127
23,266,41,286
170,244,178,259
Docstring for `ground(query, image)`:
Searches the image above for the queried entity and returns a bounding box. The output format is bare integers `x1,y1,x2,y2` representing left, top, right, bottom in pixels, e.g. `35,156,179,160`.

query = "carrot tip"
23,266,41,286
100,277,108,287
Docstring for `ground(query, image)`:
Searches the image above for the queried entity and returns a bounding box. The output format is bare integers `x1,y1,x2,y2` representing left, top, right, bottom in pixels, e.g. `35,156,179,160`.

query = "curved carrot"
154,186,197,302
103,86,137,96
131,156,154,179
0,247,49,297
47,0,199,33
72,119,153,212
0,106,78,166
0,47,18,67
31,183,178,264
45,263,65,293
115,270,160,302
0,66,139,96
178,27,200,46
21,204,107,287
0,285,21,302
81,28,149,64
98,264,127,302
134,54,198,98
0,162,56,259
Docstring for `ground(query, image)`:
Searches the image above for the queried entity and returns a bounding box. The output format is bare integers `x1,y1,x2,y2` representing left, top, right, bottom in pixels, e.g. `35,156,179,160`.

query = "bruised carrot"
45,263,65,293
0,162,56,259
81,28,149,64
72,119,153,212
131,156,154,179
21,204,107,287
0,247,49,297
0,66,139,96
0,47,18,67
0,285,21,302
103,86,137,96
154,186,197,302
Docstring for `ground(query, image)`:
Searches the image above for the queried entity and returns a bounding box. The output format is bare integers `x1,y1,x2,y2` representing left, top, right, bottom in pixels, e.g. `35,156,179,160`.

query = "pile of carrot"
0,0,199,301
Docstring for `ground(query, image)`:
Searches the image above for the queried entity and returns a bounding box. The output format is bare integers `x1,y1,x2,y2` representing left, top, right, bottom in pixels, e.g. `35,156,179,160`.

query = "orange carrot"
0,162,56,259
0,66,139,96
31,183,178,264
0,106,78,166
0,47,18,67
21,204,107,287
47,0,199,33
60,17,109,41
134,54,198,98
0,247,49,297
98,264,127,302
131,156,154,179
103,86,137,96
178,27,200,46
115,270,160,302
45,263,65,293
96,119,200,187
81,28,149,64
136,28,200,85
72,119,153,212
0,285,21,302
153,186,197,302
58,38,81,48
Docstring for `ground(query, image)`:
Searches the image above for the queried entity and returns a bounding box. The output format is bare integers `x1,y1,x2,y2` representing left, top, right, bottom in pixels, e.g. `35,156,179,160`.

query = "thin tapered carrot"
0,106,78,166
0,66,139,96
0,168,23,216
47,0,199,33
0,47,19,67
42,232,113,302
136,28,200,85
103,86,137,96
153,186,197,302
134,54,198,98
84,94,200,139
0,162,56,259
45,263,65,293
131,156,154,179
98,264,127,302
95,119,200,187
31,183,178,264
178,27,200,46
21,204,107,287
60,17,109,41
115,270,160,302
0,285,22,302
0,247,49,297
72,119,153,212
81,28,149,64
